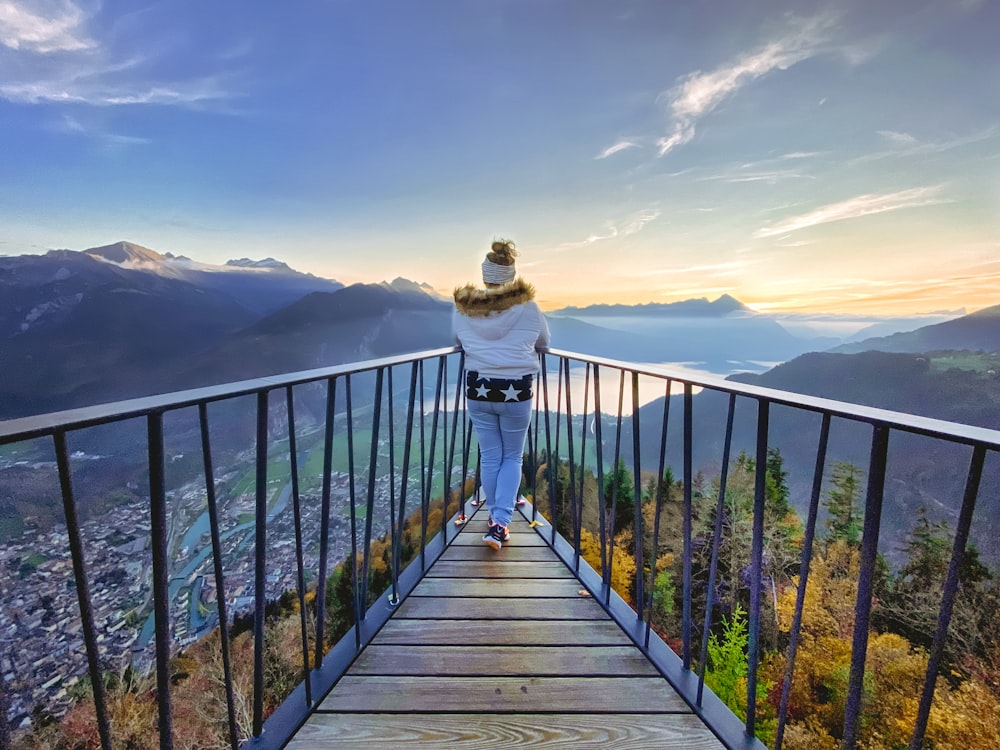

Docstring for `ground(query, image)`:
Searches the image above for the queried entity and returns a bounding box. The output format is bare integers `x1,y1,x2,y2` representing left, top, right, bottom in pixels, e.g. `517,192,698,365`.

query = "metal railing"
531,348,1000,750
1,347,472,750
1,346,998,749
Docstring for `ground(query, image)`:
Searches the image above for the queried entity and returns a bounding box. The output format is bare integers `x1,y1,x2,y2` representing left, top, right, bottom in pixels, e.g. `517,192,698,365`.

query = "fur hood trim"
453,277,536,317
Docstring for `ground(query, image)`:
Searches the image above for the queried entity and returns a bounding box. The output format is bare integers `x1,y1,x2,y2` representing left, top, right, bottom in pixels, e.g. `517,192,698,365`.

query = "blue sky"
1,0,998,314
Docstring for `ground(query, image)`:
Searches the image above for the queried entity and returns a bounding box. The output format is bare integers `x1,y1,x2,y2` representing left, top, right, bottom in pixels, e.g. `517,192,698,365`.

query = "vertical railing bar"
539,355,557,547
251,391,269,738
908,443,987,750
644,377,673,650
284,387,313,707
423,357,444,552
526,403,536,521
392,362,420,601
604,369,626,606
527,350,545,527
574,363,592,567
386,366,402,603
593,364,606,576
745,398,770,736
461,416,473,517
360,368,384,618
54,431,113,750
774,412,831,750
631,370,645,624
344,375,363,648
418,360,428,565
446,354,465,530
386,367,399,603
682,383,694,670
438,356,451,540
314,377,336,669
461,352,470,502
842,423,890,750
198,405,241,750
551,357,566,542
562,358,578,568
147,412,176,749
697,393,737,705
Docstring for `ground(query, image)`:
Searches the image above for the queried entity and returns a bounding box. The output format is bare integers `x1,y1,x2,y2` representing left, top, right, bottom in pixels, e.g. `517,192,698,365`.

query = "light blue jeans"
467,398,533,527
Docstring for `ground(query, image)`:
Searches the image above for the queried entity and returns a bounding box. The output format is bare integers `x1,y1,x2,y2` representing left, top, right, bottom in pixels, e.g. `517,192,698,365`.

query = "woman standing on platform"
453,239,551,550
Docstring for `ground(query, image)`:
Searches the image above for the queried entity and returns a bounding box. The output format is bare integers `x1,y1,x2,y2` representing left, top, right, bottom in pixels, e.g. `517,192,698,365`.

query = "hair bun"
488,239,517,265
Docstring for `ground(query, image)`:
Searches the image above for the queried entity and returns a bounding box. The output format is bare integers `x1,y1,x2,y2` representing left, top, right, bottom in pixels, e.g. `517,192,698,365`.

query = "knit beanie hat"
482,258,516,284
481,240,517,284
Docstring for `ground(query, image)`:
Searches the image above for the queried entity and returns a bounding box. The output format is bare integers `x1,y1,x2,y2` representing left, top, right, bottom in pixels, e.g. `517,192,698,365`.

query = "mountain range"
1,241,999,564
0,241,445,417
1,240,998,424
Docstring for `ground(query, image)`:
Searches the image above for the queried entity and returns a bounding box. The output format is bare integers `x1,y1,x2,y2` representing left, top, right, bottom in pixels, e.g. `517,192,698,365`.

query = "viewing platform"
2,345,998,750
288,512,727,749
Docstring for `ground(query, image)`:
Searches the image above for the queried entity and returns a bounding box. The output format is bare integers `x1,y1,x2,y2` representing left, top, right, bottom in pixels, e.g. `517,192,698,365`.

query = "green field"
930,352,1000,374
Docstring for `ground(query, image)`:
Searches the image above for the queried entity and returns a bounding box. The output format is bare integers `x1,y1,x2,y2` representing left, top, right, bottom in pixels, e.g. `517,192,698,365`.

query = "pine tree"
603,457,635,536
823,462,863,546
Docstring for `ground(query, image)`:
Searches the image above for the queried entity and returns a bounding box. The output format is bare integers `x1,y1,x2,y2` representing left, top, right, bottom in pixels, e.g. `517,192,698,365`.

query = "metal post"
198,404,240,749
842,424,890,749
745,398,770,735
147,412,175,749
55,431,113,750
251,392,269,738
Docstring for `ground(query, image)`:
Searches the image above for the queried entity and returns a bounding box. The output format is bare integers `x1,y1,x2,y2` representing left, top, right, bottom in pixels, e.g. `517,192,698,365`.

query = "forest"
531,449,1000,750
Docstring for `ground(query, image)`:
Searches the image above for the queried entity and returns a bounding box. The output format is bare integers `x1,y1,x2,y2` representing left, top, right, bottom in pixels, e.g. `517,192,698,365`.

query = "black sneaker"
487,516,511,541
482,523,508,550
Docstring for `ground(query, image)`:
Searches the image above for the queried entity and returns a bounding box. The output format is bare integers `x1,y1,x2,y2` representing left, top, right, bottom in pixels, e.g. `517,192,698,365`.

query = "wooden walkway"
286,512,726,749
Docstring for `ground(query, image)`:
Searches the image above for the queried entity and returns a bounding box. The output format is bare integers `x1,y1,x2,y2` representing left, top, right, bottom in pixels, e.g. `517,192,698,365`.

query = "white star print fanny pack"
465,371,534,403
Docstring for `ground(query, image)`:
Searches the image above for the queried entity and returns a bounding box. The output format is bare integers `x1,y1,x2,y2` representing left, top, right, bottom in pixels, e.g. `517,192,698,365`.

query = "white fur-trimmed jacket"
452,277,551,378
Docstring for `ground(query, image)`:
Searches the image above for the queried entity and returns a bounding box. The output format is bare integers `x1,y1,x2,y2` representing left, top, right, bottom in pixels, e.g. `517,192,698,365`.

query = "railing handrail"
6,344,999,449
0,346,462,443
544,346,1000,447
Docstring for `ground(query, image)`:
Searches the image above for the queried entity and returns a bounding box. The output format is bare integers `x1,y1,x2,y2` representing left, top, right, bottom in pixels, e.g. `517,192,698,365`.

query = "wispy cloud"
877,129,918,147
596,140,638,159
0,0,93,53
55,113,150,147
623,208,660,235
657,14,836,157
0,1,241,108
553,208,661,251
754,185,949,238
854,126,999,164
703,168,810,185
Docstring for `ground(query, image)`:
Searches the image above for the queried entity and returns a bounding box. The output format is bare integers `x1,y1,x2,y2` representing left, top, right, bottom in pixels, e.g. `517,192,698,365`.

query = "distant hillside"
553,293,752,317
832,303,1000,354
157,283,454,395
0,250,257,418
625,349,1000,567
548,303,813,368
0,243,436,418
729,350,1000,430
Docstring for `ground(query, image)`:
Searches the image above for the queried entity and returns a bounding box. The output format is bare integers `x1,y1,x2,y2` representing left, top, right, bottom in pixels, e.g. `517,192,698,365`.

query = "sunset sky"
1,0,998,315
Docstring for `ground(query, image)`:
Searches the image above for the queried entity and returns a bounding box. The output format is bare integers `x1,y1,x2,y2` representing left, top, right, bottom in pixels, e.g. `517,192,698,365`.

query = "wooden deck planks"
427,560,574,578
350,645,660,676
286,511,726,749
319,675,691,712
289,713,728,749
373,618,634,646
